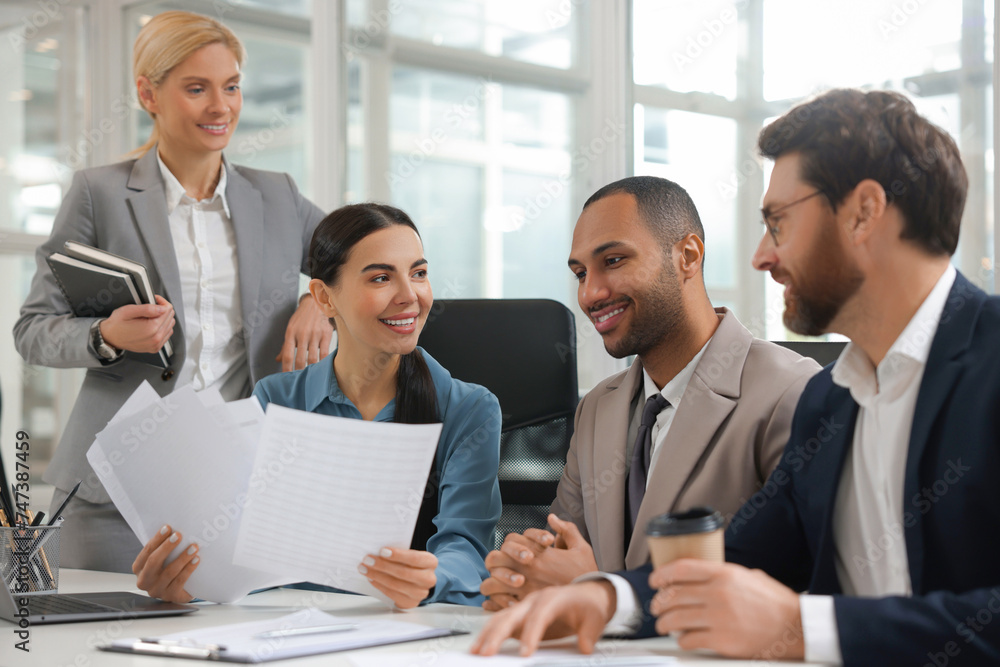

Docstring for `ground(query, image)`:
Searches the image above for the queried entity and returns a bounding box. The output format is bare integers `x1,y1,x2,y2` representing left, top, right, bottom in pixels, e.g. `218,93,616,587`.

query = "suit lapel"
590,361,642,571
901,272,980,590
624,310,741,568
223,158,264,335
125,149,186,335
809,387,859,595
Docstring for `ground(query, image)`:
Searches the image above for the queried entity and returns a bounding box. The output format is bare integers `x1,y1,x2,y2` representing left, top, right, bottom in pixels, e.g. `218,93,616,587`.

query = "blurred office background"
0,0,994,477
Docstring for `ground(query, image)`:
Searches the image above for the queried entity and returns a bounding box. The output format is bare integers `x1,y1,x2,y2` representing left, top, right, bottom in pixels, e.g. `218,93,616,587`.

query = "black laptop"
1,579,197,625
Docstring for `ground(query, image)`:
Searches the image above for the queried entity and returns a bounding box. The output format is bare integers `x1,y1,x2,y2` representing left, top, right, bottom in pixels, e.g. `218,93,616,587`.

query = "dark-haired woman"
133,203,502,608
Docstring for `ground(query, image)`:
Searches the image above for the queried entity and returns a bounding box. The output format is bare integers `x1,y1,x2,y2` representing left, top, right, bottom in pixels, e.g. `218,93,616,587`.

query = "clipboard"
99,608,466,663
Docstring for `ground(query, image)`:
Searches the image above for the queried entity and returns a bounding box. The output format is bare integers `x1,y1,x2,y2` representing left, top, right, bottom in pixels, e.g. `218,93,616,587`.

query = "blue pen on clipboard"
254,623,359,639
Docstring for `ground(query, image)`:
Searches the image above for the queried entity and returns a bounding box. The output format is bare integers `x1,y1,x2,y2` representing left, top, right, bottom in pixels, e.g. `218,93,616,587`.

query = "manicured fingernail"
380,548,392,558
186,545,197,555
358,564,368,574
192,557,199,564
160,525,169,535
363,556,375,566
519,551,529,559
510,574,522,583
169,533,179,543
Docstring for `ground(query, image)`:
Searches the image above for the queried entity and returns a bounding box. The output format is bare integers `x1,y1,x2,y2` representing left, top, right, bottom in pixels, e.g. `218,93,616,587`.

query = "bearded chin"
783,297,832,337
782,277,861,337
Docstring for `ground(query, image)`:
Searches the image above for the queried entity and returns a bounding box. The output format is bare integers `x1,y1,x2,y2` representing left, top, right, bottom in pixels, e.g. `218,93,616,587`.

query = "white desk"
5,570,824,665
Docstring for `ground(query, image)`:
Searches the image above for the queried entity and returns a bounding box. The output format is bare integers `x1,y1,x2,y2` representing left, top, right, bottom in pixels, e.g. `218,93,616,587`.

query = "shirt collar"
832,263,956,398
301,353,351,412
641,336,711,406
156,151,230,217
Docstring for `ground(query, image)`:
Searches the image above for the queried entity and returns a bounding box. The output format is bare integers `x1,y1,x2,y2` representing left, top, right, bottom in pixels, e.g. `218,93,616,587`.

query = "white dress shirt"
601,264,957,656
800,262,956,664
157,154,250,401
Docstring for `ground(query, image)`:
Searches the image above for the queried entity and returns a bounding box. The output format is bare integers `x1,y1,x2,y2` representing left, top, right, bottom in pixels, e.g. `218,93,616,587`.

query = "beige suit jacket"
550,308,820,571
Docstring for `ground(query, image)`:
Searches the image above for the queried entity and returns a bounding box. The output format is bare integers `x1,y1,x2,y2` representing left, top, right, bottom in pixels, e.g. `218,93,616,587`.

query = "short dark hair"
583,176,705,253
758,88,967,256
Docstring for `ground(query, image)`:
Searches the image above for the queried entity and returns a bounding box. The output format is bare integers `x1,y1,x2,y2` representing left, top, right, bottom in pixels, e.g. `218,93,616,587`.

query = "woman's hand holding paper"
133,524,200,603
359,547,437,609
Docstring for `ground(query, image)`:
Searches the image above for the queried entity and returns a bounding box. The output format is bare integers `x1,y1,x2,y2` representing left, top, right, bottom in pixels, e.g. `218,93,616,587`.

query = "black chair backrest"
773,340,847,367
419,299,579,547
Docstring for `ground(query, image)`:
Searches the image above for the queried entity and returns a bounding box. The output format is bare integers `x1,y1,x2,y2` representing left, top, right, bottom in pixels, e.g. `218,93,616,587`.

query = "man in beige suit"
481,175,819,610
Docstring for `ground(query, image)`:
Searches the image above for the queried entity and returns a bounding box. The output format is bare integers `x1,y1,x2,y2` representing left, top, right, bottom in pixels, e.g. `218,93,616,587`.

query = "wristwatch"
90,318,123,362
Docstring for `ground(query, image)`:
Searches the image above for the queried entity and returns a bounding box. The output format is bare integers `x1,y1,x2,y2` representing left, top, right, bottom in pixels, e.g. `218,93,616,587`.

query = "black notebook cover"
46,253,171,369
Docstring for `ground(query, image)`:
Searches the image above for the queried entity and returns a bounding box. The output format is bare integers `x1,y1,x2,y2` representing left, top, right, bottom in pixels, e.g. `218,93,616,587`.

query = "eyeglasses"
760,190,825,245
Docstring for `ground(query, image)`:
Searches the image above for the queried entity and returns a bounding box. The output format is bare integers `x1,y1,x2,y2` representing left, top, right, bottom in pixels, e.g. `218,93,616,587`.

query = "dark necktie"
626,393,669,542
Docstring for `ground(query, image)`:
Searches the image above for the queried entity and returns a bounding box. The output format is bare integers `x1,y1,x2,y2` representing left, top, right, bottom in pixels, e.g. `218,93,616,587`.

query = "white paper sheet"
232,404,442,599
87,380,163,540
87,385,287,602
107,380,160,425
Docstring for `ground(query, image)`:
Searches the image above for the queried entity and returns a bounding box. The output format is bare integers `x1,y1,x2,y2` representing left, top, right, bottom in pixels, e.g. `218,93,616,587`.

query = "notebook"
46,246,172,368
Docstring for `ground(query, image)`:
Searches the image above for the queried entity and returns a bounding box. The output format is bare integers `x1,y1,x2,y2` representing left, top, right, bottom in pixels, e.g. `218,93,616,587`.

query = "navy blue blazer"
620,272,1000,665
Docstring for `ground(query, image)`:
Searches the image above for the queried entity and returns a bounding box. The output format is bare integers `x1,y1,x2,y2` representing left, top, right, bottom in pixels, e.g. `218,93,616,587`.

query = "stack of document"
87,382,442,603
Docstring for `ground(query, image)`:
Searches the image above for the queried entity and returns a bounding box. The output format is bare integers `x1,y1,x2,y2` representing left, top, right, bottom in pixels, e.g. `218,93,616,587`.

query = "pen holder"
1,525,60,595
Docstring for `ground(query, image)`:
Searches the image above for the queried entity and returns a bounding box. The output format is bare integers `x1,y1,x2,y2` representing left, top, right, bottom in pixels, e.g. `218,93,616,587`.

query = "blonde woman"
14,10,330,572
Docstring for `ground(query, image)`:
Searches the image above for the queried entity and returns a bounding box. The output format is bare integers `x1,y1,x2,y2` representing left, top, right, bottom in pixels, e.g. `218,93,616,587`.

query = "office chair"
774,340,847,367
418,299,579,549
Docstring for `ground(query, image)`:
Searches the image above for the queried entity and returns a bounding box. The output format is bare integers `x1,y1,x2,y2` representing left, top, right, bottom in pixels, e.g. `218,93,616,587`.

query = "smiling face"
139,42,242,158
569,192,685,359
315,225,432,360
753,153,864,336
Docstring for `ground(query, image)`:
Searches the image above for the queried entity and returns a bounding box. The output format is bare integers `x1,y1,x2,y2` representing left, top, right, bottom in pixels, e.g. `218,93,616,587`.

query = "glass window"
987,0,995,63
632,0,740,99
0,5,86,234
0,254,86,481
501,169,573,302
391,159,485,298
383,67,576,306
391,67,485,143
226,0,311,19
352,0,580,70
346,60,365,203
635,106,737,292
763,0,962,101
